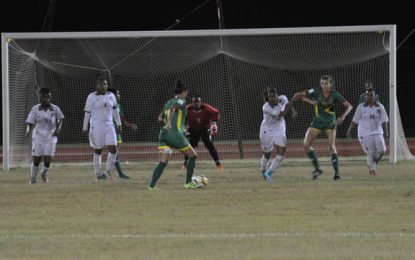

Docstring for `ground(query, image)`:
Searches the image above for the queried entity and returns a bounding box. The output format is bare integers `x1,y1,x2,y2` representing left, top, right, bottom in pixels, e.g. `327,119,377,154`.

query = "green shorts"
159,130,191,151
310,116,336,131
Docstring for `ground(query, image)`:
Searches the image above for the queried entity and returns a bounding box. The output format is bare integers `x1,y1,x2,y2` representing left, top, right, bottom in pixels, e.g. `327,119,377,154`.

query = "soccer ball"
191,174,208,188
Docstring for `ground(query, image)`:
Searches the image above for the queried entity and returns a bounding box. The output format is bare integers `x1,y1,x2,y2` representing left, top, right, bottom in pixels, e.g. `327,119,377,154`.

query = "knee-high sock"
331,154,339,176
93,153,102,175
41,166,49,176
149,162,167,188
186,156,197,183
268,155,284,173
114,154,123,174
31,164,39,180
42,161,50,174
307,150,320,171
106,152,117,173
261,155,270,173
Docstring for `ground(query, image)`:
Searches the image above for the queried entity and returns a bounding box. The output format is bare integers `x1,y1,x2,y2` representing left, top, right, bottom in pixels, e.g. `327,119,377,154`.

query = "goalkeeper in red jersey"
182,96,222,171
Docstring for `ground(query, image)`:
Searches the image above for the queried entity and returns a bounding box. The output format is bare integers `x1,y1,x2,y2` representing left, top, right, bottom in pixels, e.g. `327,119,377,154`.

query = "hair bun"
174,79,188,93
176,79,184,88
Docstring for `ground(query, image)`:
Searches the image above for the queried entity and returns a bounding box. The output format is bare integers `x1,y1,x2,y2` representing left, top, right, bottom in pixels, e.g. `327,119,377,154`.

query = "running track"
2,139,415,164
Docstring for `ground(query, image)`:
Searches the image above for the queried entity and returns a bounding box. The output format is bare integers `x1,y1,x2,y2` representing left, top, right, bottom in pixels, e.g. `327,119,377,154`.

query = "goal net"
2,26,413,169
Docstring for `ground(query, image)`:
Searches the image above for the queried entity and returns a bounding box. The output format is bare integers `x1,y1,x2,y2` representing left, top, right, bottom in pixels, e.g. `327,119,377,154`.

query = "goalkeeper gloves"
210,123,218,136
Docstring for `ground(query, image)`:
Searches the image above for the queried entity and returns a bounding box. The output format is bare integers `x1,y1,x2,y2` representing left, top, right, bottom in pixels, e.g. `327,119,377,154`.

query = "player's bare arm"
346,121,358,138
123,119,138,130
383,122,389,138
337,101,353,125
25,123,34,137
278,101,294,117
53,119,63,136
82,111,91,136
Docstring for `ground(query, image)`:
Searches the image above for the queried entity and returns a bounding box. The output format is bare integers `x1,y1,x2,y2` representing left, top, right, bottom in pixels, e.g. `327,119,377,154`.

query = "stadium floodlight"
2,25,412,170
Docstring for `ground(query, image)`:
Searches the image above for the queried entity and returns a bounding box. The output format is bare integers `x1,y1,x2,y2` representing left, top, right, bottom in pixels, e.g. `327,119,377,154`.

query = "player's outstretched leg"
149,162,167,189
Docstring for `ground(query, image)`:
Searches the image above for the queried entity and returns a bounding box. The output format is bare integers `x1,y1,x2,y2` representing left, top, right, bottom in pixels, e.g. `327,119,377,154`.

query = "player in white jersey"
26,88,64,184
260,88,295,181
83,78,122,180
347,91,389,176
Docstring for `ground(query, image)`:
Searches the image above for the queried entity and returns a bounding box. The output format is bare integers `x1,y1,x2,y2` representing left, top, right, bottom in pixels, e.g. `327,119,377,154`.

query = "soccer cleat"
29,179,37,185
95,175,104,181
370,170,378,176
96,171,109,181
103,171,111,179
216,163,223,171
312,170,323,180
41,173,48,184
184,182,201,189
334,175,341,180
118,172,130,179
264,170,273,182
148,186,158,190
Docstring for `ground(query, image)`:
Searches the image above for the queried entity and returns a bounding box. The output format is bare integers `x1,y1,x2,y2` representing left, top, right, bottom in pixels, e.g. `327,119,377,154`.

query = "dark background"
1,0,414,139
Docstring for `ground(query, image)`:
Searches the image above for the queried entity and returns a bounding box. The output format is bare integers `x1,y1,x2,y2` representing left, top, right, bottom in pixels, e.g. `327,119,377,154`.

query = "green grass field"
1,159,415,259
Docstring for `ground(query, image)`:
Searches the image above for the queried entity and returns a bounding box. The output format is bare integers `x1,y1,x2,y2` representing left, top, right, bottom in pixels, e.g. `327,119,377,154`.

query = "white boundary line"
1,232,413,241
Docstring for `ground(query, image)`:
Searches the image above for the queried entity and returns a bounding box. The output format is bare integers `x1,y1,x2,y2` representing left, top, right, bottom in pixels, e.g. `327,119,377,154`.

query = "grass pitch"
1,159,415,259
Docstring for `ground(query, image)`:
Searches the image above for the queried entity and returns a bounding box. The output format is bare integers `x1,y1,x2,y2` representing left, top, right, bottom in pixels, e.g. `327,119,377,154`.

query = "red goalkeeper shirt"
186,103,220,130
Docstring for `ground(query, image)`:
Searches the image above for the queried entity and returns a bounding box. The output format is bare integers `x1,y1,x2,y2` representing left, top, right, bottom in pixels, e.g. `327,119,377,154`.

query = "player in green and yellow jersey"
292,75,353,180
148,80,199,189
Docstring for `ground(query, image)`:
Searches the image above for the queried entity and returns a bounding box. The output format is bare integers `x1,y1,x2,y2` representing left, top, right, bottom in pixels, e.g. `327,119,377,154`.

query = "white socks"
94,153,102,175
41,167,49,177
31,164,39,180
261,155,269,172
106,153,117,173
268,155,284,173
367,152,376,171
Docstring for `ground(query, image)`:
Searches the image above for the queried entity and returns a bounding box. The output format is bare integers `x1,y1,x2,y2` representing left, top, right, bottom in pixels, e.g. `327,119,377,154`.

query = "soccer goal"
2,25,413,170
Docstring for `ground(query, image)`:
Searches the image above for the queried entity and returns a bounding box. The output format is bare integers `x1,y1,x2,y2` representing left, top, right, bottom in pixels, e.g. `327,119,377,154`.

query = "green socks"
114,161,122,175
186,156,197,183
331,154,339,177
307,150,320,171
149,162,167,188
114,154,123,176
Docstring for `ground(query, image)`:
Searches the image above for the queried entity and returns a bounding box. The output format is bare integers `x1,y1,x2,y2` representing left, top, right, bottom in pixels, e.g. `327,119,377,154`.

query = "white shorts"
32,136,57,156
359,134,386,154
89,125,117,149
260,131,287,153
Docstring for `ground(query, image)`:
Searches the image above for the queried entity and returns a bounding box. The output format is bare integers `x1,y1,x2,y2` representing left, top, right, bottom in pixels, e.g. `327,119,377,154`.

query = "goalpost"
2,25,413,170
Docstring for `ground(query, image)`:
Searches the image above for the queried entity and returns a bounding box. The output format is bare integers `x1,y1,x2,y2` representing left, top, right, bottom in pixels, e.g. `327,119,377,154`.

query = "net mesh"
4,28,413,167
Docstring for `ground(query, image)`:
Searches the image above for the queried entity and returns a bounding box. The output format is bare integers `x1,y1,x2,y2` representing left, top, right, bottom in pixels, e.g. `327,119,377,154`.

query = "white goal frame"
2,25,398,170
